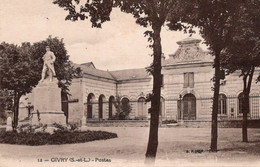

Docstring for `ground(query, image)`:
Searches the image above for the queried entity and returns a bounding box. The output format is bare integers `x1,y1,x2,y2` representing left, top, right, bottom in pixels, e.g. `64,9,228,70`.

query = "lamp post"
26,102,34,118
179,94,183,121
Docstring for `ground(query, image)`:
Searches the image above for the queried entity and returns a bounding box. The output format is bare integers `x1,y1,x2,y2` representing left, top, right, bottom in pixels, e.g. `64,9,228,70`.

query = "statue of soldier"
39,46,56,82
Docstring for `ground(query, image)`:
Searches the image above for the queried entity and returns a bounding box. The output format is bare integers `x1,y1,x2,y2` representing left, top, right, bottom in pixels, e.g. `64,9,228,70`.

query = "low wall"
84,119,260,128
85,120,149,127
175,120,260,128
219,120,260,128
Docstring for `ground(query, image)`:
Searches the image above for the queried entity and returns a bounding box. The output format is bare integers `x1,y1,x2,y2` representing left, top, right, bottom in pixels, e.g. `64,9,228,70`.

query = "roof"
110,68,150,81
73,62,151,81
80,62,96,68
176,37,201,45
78,64,114,80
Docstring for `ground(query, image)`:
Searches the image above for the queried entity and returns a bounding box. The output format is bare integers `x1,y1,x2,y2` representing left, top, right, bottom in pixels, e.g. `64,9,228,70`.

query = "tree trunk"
12,91,20,130
242,91,249,142
145,25,162,165
210,50,221,152
242,66,254,142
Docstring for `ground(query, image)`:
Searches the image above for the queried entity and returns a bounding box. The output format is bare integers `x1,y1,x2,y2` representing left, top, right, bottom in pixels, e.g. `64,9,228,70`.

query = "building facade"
19,38,260,125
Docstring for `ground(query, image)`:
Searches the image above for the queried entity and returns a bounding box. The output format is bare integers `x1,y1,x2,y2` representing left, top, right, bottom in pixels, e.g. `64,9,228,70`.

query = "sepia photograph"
0,0,260,167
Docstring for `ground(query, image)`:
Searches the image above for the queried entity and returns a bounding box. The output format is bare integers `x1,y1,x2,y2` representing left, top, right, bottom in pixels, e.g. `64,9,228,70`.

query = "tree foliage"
0,42,36,128
0,89,13,120
0,42,37,96
112,97,132,120
221,1,260,74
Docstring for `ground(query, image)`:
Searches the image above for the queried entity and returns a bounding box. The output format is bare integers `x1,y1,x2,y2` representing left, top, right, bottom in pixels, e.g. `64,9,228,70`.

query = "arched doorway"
138,97,147,119
109,96,115,119
183,94,196,120
99,95,105,119
61,91,68,124
87,93,95,119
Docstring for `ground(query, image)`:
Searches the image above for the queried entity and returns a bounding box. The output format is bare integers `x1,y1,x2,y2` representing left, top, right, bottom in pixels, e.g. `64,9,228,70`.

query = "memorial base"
31,111,66,125
30,78,66,126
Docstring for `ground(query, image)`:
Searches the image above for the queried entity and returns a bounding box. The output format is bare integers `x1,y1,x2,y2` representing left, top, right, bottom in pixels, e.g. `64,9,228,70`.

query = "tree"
170,0,241,151
0,36,75,129
0,42,36,129
112,97,132,120
220,0,260,142
0,89,13,121
53,0,185,164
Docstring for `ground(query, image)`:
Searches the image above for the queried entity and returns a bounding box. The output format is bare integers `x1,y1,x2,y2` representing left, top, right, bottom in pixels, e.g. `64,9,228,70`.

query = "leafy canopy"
220,1,260,75
169,0,241,53
53,0,186,32
0,42,37,96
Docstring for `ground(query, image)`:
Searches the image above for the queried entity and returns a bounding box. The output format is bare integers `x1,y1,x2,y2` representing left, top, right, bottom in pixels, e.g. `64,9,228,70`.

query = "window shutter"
184,73,188,88
161,74,164,87
189,72,194,88
238,93,243,114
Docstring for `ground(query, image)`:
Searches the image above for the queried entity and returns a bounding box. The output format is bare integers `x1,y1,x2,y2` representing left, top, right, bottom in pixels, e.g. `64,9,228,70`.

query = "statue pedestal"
31,111,66,125
31,79,66,125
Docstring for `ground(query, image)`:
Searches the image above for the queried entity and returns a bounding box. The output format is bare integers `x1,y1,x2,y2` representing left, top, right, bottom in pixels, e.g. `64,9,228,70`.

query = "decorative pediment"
168,38,213,64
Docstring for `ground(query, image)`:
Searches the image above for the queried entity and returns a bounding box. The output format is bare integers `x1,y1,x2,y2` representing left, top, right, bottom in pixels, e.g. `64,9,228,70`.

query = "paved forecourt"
1,127,260,167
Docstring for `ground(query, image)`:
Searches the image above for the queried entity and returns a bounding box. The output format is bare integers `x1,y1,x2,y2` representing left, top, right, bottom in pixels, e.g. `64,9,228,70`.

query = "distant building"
19,38,260,125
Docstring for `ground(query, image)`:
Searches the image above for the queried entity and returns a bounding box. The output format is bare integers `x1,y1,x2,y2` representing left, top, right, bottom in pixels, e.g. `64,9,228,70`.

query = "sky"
0,0,207,70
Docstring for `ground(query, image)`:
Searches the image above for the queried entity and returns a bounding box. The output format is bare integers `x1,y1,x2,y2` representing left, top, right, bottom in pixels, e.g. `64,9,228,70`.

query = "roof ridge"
109,67,146,72
107,70,118,81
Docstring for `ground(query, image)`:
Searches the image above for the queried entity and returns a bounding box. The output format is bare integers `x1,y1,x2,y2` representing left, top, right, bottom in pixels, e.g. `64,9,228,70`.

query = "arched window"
109,96,115,119
138,97,147,119
238,93,243,114
250,93,259,118
218,94,227,115
87,93,95,119
98,95,105,119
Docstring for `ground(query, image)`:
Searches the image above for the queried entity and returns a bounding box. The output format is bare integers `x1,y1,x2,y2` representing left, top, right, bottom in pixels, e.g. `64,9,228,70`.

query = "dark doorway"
61,91,69,124
109,96,115,119
87,93,95,119
183,94,196,120
99,95,105,119
138,97,146,119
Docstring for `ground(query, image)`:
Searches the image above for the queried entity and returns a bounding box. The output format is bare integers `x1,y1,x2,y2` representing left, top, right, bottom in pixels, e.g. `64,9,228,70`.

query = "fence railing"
83,95,260,120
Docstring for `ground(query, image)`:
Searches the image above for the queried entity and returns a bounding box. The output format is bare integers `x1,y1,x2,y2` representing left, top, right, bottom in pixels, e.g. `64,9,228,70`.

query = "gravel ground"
1,127,260,167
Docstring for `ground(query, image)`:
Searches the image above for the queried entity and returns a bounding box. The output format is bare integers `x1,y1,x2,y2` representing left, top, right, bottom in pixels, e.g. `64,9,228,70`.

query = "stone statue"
39,46,56,82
